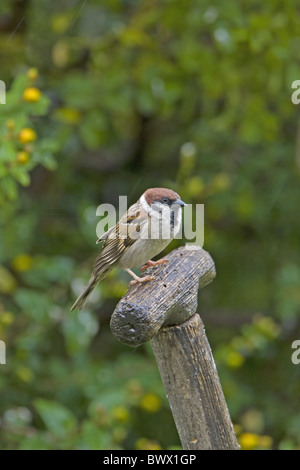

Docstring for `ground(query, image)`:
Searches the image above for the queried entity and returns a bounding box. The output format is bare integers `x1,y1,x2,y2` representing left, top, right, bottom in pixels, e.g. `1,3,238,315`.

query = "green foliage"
0,71,57,204
0,0,300,450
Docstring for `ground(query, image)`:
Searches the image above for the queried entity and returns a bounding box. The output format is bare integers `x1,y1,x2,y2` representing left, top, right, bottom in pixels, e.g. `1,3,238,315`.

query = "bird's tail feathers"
70,268,109,311
70,275,98,311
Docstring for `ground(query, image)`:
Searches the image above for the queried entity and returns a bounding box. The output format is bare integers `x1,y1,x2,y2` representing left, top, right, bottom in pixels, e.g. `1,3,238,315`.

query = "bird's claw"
140,259,169,272
130,274,155,285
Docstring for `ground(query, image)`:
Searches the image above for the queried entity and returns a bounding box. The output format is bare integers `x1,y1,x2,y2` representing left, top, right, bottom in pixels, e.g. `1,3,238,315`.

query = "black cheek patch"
170,211,174,228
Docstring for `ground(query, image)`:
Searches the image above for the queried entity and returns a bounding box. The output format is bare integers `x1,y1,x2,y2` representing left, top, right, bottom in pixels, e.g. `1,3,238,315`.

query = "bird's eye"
162,197,169,203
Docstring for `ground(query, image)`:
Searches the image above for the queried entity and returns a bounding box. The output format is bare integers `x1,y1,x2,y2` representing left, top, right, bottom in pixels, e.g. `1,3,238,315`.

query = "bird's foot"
126,268,155,285
129,274,155,286
140,258,169,272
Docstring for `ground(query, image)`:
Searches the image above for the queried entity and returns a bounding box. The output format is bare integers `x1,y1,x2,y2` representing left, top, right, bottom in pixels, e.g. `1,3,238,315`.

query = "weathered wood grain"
109,245,239,450
151,313,240,450
110,246,216,346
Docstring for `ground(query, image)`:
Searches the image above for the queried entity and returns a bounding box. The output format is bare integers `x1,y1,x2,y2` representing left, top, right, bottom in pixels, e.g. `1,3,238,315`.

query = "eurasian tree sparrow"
70,187,186,311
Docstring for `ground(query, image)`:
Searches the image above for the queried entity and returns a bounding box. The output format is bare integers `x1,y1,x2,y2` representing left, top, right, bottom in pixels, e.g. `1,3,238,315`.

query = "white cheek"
139,194,150,213
149,202,167,218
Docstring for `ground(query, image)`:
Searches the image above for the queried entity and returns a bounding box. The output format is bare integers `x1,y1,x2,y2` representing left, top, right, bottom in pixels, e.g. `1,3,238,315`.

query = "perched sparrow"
70,187,186,311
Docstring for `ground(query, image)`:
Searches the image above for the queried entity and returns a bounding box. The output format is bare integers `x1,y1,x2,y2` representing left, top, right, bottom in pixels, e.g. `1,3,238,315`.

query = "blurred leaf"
34,399,77,438
63,310,99,354
14,289,52,323
79,421,112,450
0,265,17,294
19,434,52,450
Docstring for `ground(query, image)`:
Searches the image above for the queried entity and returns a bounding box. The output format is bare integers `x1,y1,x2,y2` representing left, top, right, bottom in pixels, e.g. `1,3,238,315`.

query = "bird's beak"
174,198,187,207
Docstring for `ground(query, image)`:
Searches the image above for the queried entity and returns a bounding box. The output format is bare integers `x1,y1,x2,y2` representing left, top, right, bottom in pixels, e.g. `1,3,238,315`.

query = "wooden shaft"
151,314,240,450
110,247,238,450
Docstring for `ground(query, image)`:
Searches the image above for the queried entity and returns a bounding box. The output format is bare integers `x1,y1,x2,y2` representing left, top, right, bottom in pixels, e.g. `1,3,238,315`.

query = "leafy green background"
0,0,300,450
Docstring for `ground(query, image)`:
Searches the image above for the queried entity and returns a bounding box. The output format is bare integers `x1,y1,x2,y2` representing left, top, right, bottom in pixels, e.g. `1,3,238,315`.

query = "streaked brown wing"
93,202,144,275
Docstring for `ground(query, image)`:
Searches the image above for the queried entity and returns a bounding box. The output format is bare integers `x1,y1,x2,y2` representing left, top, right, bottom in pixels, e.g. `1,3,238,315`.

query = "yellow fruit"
18,128,37,144
226,351,244,369
12,254,33,272
239,432,260,450
17,151,30,164
140,393,161,413
258,435,273,449
16,366,34,383
23,87,41,102
135,438,162,450
0,265,17,294
6,119,15,130
112,406,130,423
55,107,81,124
188,176,205,197
27,67,39,81
212,173,231,192
1,312,14,325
